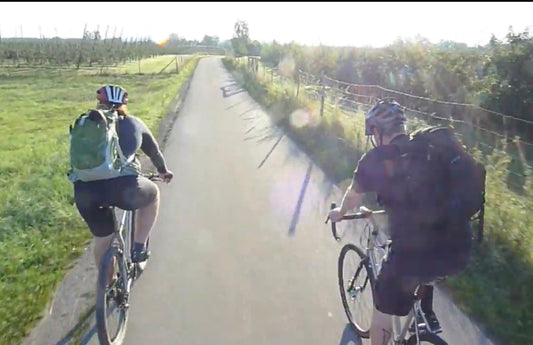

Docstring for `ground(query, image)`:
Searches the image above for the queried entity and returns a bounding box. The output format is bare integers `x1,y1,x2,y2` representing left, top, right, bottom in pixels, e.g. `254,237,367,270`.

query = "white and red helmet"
96,85,128,105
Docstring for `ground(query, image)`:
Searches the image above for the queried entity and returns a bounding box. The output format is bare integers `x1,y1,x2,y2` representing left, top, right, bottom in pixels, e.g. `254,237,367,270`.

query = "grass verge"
0,54,200,345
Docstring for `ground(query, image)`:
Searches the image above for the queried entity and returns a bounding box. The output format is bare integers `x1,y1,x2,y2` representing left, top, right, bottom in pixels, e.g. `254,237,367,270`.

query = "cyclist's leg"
372,251,419,345
370,309,392,345
73,180,117,283
420,223,473,332
111,175,159,261
134,183,159,246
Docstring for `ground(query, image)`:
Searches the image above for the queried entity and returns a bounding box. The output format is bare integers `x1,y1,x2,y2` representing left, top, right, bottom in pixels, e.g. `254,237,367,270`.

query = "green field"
0,54,200,345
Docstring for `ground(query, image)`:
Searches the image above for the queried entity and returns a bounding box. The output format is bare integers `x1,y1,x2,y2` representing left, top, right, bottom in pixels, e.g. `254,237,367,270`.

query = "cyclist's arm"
135,118,170,174
337,148,383,216
141,133,169,174
338,180,364,216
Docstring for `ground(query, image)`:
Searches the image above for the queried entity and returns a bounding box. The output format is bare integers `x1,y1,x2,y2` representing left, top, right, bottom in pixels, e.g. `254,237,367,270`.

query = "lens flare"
279,55,296,78
290,107,320,129
157,38,169,47
290,108,311,128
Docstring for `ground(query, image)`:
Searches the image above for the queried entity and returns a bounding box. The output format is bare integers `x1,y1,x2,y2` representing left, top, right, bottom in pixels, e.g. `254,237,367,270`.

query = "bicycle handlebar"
325,202,386,241
141,172,164,182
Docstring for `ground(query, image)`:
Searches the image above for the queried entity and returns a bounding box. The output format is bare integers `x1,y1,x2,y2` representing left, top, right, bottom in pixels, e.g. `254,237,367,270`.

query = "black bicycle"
327,202,448,344
95,173,162,345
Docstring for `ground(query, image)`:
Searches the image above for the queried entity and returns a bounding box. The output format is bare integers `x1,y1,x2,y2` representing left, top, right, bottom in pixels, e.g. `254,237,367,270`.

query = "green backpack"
68,108,133,182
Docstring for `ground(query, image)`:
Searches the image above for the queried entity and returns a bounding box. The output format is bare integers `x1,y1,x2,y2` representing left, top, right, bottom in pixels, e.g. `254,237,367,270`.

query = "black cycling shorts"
374,241,471,316
74,175,158,237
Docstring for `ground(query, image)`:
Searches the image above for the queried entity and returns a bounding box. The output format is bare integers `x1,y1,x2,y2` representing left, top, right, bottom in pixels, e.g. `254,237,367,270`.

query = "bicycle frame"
330,204,439,345
112,208,134,262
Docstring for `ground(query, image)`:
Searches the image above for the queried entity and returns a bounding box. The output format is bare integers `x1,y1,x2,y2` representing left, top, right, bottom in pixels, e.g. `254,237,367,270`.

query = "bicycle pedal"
408,322,426,334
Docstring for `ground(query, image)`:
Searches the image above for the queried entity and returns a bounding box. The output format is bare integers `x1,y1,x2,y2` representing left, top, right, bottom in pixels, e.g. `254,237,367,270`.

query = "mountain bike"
327,203,448,345
95,173,162,345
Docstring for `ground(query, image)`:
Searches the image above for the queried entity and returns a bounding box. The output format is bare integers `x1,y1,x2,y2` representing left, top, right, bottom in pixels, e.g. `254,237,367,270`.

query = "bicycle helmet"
365,98,406,136
96,85,128,106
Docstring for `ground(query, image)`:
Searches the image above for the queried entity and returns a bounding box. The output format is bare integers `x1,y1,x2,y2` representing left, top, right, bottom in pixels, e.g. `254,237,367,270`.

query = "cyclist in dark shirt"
71,85,173,272
328,99,471,344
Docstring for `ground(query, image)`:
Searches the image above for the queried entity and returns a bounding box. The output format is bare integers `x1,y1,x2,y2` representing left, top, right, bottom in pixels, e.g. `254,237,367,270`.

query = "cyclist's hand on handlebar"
159,170,174,183
328,207,344,223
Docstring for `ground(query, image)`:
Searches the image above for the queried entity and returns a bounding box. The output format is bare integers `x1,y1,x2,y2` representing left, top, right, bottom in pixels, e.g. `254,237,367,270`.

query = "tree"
232,20,251,57
233,20,249,40
201,35,220,46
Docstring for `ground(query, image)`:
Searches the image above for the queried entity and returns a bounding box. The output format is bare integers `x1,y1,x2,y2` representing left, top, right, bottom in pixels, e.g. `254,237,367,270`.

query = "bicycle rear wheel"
406,331,448,345
96,246,130,345
338,243,375,338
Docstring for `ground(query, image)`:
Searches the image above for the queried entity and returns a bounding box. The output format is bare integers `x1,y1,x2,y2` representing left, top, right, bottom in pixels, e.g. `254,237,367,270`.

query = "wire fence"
239,57,533,195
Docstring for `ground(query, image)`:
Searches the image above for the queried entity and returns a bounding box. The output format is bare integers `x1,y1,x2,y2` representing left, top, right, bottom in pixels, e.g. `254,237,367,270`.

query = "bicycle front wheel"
96,247,130,345
338,243,375,338
406,331,448,345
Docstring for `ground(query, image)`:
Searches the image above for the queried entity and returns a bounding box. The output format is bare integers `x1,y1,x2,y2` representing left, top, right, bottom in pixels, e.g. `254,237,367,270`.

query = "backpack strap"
111,117,135,166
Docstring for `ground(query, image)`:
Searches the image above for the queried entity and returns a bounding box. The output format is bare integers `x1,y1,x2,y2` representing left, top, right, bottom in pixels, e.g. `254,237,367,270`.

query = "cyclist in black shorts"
70,85,173,271
328,99,472,345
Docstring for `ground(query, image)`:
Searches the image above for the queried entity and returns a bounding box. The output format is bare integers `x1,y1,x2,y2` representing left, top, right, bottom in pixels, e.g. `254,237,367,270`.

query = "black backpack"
393,126,486,226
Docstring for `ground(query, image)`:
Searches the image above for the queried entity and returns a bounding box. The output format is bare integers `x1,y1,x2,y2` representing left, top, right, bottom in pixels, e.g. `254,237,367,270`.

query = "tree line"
0,27,228,68
231,22,533,143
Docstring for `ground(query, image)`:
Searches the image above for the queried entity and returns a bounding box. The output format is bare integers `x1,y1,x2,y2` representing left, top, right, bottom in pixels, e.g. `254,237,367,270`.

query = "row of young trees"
0,34,161,68
0,26,230,68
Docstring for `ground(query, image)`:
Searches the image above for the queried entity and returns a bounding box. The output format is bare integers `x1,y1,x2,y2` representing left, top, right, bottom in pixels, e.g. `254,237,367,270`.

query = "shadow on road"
220,82,244,98
225,98,248,110
55,305,95,345
257,133,285,169
338,323,363,345
288,161,313,237
239,108,257,118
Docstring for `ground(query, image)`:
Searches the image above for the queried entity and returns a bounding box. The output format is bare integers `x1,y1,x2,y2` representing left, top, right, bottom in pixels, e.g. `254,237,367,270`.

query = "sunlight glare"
279,55,296,78
290,108,312,128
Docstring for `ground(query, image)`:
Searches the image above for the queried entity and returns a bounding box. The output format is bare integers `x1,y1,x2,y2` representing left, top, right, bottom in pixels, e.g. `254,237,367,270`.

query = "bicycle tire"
338,243,375,338
96,246,130,345
406,331,448,345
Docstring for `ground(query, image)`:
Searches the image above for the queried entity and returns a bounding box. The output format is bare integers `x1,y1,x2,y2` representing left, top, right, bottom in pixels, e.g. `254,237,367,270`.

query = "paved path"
25,56,498,345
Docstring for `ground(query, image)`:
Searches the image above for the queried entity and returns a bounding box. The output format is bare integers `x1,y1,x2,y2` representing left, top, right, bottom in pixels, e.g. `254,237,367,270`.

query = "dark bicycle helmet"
97,85,128,106
364,98,407,136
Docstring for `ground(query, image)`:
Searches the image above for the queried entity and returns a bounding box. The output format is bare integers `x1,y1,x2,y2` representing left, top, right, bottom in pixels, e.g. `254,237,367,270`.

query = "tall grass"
0,55,200,345
222,56,533,345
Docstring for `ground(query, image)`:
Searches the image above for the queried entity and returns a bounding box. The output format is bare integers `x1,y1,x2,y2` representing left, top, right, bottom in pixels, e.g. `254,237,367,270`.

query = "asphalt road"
26,56,499,345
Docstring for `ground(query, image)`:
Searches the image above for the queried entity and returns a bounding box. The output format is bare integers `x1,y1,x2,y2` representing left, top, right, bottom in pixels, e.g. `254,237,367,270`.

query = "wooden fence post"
320,72,326,117
296,68,300,98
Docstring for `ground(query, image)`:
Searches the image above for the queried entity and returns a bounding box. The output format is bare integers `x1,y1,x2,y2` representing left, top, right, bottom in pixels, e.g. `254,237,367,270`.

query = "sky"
1,2,532,47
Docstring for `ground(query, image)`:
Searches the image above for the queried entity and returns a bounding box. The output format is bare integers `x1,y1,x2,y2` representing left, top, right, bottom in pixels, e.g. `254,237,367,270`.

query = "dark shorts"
374,238,471,316
74,175,158,237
